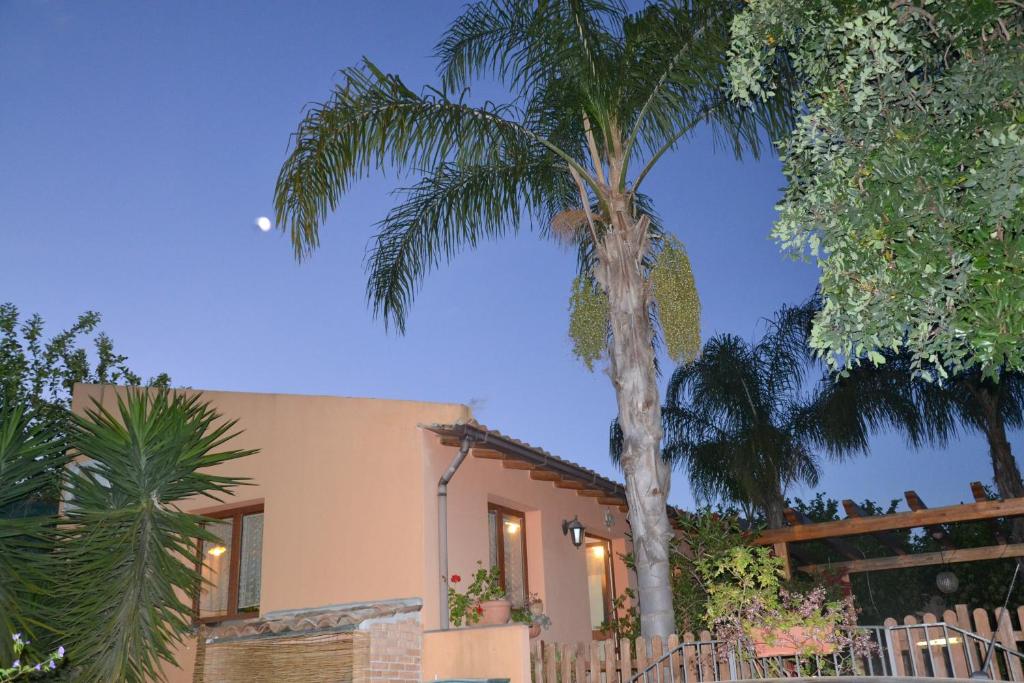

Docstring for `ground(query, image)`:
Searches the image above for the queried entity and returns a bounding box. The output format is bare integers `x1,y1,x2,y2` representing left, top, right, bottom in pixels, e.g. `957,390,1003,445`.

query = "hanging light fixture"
936,570,959,594
936,546,958,595
562,516,585,548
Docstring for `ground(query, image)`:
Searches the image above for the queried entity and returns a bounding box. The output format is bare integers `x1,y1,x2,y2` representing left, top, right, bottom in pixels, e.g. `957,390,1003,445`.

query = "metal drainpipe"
438,435,474,630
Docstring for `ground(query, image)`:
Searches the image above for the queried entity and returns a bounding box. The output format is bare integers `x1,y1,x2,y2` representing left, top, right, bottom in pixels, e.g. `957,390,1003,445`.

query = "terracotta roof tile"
423,420,627,501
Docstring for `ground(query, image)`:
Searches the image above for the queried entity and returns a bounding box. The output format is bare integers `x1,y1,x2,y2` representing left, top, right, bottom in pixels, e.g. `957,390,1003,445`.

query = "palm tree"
58,390,255,682
832,354,1024,540
945,372,1024,508
0,400,63,663
654,301,914,528
273,0,792,636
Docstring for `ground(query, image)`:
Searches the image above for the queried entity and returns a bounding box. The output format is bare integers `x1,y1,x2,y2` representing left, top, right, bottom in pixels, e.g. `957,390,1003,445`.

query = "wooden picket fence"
882,605,1024,680
530,605,1024,683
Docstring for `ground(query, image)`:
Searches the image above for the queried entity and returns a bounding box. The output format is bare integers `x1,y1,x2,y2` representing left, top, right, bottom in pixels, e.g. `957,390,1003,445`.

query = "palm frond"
58,389,256,682
436,0,626,103
275,59,579,262
366,153,568,332
617,0,795,186
0,400,62,661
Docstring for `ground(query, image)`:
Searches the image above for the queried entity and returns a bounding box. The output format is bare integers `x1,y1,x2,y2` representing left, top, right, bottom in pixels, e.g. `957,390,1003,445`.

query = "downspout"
438,435,473,630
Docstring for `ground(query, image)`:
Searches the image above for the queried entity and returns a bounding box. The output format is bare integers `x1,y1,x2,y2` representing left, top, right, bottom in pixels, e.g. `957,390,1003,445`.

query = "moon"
256,216,272,232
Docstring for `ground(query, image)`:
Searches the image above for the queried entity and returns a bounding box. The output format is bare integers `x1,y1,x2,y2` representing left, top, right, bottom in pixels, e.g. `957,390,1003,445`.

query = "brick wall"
363,613,423,683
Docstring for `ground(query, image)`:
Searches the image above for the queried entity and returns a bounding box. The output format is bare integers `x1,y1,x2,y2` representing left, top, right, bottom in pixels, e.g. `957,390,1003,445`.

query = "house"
71,384,635,683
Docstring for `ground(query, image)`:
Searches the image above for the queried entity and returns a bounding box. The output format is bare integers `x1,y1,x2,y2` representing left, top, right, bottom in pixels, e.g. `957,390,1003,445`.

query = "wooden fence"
883,605,1024,680
530,605,1024,683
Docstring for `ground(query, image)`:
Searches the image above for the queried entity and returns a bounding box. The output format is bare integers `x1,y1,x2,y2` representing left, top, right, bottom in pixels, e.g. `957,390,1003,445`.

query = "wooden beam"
577,489,604,498
904,490,956,550
971,481,992,503
774,542,792,580
755,496,1024,545
529,470,562,482
618,505,628,513
553,480,587,490
783,508,861,560
502,460,534,470
971,481,1008,544
800,543,1024,575
842,500,908,555
598,496,627,507
472,449,504,460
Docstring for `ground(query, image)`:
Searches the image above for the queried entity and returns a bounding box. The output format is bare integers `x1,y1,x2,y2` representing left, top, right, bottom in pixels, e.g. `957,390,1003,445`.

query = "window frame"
585,532,616,640
193,502,264,624
487,502,529,603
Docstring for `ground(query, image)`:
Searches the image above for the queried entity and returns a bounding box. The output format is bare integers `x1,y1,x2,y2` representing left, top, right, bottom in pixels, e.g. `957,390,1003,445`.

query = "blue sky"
1,0,1016,511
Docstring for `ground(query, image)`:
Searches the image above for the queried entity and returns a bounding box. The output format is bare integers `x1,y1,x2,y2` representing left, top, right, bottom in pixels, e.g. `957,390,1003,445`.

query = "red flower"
450,574,461,584
476,605,484,615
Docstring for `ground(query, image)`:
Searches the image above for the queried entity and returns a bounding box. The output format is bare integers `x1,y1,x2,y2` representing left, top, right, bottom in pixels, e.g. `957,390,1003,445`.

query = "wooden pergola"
752,482,1024,579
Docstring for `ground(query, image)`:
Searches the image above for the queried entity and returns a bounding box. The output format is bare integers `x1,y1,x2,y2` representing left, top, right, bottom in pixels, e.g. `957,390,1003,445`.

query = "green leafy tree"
274,0,792,636
728,0,1024,380
57,390,255,682
604,511,749,638
0,303,170,501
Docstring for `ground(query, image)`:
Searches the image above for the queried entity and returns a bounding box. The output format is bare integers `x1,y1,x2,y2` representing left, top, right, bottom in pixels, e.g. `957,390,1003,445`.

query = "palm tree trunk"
596,207,675,638
764,482,787,529
975,382,1024,542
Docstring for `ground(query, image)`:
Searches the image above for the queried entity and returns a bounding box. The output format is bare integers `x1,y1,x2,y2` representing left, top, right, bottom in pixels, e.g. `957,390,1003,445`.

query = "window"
487,503,528,607
195,504,264,622
586,535,614,638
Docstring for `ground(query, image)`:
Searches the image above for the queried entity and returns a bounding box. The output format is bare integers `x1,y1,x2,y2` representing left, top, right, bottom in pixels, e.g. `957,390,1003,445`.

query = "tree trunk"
763,481,787,529
596,206,675,638
975,382,1024,542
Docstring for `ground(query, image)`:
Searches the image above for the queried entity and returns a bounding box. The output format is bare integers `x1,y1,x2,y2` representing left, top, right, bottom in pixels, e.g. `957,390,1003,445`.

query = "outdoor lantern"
603,509,615,530
936,570,959,594
562,516,585,548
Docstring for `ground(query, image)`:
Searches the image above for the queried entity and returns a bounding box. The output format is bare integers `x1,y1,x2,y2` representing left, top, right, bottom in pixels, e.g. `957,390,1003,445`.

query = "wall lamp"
562,516,585,548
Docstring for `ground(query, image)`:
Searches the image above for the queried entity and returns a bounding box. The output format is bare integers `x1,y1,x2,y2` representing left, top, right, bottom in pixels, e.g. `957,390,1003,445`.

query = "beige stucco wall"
422,624,532,683
71,384,635,678
71,384,469,617
158,637,196,683
422,435,634,643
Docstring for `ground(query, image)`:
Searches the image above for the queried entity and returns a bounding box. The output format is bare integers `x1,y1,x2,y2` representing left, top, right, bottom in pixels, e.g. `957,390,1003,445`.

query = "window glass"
237,512,264,612
199,518,234,619
488,505,527,607
500,512,526,606
196,507,264,622
586,537,613,631
488,510,498,568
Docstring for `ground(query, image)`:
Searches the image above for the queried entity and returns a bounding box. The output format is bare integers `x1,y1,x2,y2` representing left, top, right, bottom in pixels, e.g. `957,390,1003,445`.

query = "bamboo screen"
197,630,368,682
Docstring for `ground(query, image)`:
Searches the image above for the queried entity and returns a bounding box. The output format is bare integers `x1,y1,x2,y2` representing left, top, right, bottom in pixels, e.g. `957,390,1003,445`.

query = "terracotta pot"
749,626,836,658
478,599,512,625
529,623,542,639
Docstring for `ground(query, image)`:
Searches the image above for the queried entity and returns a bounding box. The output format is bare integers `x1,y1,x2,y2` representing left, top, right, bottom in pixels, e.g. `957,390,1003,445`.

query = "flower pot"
749,626,836,658
478,599,512,625
529,623,542,639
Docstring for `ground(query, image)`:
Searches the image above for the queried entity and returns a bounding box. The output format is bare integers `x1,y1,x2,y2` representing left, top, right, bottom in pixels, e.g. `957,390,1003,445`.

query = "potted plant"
700,547,872,660
447,562,510,627
512,594,551,639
